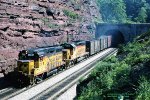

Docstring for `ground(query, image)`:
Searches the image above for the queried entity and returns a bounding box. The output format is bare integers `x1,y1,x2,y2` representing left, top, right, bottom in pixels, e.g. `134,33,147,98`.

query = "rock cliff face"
0,0,101,73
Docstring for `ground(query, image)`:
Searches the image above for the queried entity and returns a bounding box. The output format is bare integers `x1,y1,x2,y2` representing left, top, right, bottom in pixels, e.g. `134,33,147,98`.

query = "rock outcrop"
0,0,101,73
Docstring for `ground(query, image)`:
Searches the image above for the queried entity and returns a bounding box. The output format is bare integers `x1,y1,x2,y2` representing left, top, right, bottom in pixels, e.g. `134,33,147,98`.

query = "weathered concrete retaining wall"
96,23,150,43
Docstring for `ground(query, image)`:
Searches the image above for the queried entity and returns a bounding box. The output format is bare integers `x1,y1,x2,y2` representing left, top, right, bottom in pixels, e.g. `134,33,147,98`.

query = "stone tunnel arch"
104,29,125,47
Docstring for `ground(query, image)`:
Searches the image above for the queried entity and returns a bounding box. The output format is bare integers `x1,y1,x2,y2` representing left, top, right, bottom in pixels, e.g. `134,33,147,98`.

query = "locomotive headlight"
25,50,28,54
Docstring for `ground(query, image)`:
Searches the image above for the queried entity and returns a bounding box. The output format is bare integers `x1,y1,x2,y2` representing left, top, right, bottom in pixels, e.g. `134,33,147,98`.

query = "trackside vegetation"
77,31,150,100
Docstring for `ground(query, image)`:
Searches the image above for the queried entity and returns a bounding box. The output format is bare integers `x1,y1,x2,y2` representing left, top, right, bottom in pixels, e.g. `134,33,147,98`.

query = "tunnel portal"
105,30,125,47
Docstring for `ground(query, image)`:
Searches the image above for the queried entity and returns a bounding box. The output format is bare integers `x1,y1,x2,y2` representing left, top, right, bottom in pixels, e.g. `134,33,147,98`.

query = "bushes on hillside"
77,32,150,100
63,9,79,19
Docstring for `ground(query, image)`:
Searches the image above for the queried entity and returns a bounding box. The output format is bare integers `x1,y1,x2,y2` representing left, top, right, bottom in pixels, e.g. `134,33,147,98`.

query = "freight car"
14,35,112,85
86,40,95,55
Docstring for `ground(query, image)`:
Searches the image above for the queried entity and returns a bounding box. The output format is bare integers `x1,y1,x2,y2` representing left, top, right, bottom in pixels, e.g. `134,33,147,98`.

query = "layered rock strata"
0,0,101,73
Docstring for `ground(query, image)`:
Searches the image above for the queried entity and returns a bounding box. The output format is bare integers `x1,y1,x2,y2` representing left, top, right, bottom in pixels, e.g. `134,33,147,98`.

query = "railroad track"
0,48,117,100
0,87,27,100
0,88,15,98
0,88,26,100
31,48,118,100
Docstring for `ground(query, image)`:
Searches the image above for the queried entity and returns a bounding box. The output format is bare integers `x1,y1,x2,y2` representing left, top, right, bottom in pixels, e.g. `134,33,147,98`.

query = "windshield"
19,54,34,60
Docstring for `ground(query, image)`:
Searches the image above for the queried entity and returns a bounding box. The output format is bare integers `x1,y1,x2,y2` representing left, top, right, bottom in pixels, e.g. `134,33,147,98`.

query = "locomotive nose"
17,60,34,75
17,60,30,74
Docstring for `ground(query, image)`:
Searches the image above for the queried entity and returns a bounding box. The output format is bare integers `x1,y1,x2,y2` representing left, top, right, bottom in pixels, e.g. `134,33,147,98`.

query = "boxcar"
94,40,97,53
97,39,101,52
86,40,95,55
100,37,104,50
100,36,108,49
107,35,112,47
104,36,108,49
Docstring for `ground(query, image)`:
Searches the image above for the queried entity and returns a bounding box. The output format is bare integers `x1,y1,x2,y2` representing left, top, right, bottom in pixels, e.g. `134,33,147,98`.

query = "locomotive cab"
15,50,36,84
17,60,34,75
62,43,76,59
17,49,48,83
17,50,35,75
61,43,76,66
62,49,70,60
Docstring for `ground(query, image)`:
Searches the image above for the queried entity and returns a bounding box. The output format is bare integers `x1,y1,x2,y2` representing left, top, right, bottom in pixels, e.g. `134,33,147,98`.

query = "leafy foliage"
77,31,150,99
97,0,127,23
48,23,60,29
136,77,150,100
136,7,148,23
63,9,79,19
97,0,150,23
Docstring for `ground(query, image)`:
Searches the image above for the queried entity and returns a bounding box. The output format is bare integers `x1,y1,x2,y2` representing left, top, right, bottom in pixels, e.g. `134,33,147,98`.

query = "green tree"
136,7,147,22
97,0,127,23
96,0,150,23
124,0,149,22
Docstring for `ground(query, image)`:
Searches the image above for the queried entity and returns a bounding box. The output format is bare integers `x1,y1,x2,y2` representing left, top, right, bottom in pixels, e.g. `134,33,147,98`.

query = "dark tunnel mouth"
105,29,125,47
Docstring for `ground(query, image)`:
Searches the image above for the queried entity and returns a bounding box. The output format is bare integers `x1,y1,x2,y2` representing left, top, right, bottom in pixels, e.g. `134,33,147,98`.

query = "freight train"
14,36,112,85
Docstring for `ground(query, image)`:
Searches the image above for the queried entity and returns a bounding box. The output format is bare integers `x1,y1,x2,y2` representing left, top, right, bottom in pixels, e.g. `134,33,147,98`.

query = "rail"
32,48,118,100
6,48,117,100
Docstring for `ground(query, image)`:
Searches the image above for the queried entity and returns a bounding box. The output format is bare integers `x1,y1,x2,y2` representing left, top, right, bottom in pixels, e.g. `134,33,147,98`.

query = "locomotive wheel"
67,62,71,68
61,65,65,70
59,65,64,71
56,68,59,74
69,61,73,67
74,59,78,64
85,55,89,59
34,75,43,84
16,78,24,88
42,73,47,80
57,66,61,71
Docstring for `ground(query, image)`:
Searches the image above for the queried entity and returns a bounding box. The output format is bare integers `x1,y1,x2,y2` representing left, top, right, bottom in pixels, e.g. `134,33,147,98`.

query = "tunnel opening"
105,29,125,47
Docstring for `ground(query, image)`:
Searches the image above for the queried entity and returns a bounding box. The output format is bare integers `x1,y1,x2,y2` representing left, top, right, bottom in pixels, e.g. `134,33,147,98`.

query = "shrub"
41,18,49,22
48,23,60,28
78,31,150,99
136,77,150,100
63,9,79,19
113,62,131,88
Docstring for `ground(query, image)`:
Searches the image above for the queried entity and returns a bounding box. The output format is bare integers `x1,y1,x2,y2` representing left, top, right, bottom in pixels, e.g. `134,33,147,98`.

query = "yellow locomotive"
15,41,89,84
16,46,65,84
62,41,89,66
